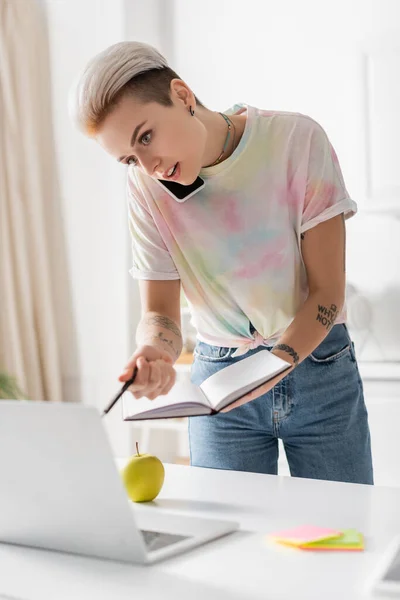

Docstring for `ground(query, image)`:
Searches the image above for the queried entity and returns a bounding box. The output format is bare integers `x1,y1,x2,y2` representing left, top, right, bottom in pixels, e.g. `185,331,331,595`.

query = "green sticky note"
300,529,364,551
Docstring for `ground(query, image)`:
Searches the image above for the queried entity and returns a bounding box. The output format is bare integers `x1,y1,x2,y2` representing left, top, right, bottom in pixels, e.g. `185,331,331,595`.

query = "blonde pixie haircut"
70,41,203,137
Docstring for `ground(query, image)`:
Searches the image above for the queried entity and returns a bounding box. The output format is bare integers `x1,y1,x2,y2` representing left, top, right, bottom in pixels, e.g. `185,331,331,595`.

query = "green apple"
121,442,165,502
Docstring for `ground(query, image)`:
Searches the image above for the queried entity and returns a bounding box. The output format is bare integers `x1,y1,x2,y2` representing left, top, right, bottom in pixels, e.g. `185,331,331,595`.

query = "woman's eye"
125,131,152,166
140,131,152,145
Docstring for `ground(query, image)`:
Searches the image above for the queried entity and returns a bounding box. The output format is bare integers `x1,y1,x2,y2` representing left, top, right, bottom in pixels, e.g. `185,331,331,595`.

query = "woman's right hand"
118,345,177,400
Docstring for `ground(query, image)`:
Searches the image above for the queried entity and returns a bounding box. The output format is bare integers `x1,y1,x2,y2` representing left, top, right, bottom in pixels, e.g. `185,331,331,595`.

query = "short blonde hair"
70,41,202,136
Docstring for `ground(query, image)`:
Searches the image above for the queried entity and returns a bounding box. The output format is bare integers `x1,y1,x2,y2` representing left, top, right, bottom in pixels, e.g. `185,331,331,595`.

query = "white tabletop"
1,461,399,600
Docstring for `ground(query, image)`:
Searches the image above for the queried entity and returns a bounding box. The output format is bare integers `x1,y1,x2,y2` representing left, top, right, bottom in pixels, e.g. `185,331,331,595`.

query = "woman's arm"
118,279,182,400
221,213,346,412
136,279,183,361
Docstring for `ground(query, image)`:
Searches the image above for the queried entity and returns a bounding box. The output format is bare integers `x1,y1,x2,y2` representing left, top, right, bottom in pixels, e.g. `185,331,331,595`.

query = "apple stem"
136,441,140,456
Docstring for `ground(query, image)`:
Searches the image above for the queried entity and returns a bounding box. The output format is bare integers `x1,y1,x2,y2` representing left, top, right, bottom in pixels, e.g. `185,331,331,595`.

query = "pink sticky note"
269,525,342,547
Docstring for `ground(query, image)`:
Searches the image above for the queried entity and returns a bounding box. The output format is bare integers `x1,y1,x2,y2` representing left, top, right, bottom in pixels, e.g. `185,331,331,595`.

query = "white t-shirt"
127,104,356,356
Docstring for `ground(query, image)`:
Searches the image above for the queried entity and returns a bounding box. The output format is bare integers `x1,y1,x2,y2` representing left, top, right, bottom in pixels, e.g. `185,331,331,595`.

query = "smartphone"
155,175,205,203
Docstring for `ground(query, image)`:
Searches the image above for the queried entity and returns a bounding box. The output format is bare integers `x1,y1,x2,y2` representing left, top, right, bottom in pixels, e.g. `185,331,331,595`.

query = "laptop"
0,400,238,564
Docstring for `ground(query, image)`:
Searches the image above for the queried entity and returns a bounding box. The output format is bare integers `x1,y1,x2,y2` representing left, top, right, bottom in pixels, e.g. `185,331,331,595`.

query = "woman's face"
96,80,207,185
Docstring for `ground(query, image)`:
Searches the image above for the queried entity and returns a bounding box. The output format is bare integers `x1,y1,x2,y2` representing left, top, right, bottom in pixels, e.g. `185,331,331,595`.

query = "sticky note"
299,529,364,551
269,525,342,547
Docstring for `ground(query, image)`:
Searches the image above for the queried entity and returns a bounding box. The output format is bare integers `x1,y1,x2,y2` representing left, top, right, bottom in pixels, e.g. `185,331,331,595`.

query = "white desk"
1,462,400,600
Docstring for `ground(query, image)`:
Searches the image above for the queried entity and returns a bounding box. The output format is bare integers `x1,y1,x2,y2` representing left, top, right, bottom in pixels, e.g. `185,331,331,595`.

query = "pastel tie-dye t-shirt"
127,105,357,357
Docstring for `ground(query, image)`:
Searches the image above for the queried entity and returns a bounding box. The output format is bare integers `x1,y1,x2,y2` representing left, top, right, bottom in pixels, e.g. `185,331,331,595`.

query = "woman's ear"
170,78,194,108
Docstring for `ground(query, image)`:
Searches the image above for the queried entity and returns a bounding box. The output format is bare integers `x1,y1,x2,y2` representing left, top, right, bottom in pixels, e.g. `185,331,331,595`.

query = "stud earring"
189,106,195,116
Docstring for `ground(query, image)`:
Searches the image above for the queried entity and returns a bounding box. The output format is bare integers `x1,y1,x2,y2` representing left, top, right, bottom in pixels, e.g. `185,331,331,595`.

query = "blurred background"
1,0,399,485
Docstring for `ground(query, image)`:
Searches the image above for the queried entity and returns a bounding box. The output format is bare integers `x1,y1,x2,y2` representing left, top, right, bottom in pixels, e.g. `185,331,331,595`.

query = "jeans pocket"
308,344,351,364
193,341,235,362
308,324,352,364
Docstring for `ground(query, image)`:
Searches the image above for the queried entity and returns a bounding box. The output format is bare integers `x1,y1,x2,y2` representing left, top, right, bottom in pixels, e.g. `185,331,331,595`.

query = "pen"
101,366,138,417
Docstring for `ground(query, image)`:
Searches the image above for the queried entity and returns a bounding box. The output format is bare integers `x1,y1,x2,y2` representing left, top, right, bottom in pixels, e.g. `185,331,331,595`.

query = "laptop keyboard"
141,529,191,552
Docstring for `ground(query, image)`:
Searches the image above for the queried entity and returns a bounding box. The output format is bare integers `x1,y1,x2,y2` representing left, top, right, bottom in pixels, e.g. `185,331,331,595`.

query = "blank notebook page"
122,375,207,418
200,351,289,410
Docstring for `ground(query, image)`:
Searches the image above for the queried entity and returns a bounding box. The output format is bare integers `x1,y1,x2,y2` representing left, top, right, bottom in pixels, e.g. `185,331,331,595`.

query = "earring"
189,106,195,116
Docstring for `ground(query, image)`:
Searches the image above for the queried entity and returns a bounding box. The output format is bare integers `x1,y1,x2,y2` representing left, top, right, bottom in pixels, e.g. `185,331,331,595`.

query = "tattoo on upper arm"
316,303,339,331
300,232,305,240
273,344,299,366
147,315,181,338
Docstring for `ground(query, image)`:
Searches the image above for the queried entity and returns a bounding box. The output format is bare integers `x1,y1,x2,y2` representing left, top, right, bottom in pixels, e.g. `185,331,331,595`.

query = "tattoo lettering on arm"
316,303,339,331
273,344,300,366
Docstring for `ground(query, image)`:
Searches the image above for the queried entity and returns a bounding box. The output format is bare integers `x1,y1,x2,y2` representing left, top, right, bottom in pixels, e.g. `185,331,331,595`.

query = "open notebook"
122,350,291,421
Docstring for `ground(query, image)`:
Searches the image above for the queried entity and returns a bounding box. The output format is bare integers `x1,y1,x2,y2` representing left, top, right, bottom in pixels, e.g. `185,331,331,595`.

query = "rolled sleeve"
300,121,357,234
127,180,180,281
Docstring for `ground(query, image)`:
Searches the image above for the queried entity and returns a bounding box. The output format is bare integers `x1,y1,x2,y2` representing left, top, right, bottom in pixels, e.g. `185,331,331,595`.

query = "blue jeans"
189,324,374,484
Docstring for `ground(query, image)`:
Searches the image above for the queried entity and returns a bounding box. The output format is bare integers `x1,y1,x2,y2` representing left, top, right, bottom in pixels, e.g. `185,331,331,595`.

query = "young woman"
71,41,373,484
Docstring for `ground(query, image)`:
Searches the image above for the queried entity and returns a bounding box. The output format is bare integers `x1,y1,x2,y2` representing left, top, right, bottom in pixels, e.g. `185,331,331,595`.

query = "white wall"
43,0,130,454
43,0,174,455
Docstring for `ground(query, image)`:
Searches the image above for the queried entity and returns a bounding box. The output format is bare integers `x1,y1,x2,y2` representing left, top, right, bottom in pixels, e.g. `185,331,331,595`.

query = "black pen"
101,366,138,417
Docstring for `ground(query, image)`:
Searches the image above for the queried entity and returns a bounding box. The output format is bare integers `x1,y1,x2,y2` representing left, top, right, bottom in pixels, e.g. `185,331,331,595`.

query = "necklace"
208,112,237,167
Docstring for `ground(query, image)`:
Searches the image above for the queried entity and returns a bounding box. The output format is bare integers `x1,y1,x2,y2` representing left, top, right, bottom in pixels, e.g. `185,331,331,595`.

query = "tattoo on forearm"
150,332,180,358
273,344,300,366
146,315,181,339
139,314,182,359
316,303,339,331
